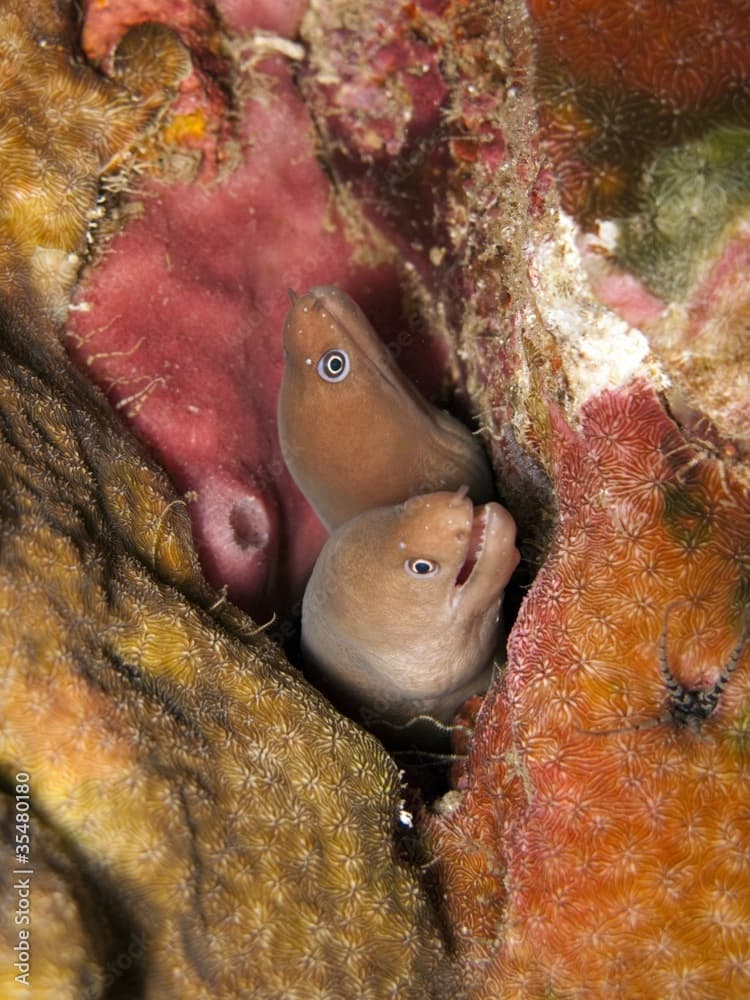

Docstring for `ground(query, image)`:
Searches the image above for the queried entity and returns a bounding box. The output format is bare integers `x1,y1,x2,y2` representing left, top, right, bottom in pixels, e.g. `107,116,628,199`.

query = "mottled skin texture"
0,296,456,997
302,490,519,724
279,286,495,529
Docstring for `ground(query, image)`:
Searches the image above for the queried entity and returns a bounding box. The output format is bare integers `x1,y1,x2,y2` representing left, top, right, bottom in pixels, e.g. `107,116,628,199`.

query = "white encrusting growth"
527,213,654,405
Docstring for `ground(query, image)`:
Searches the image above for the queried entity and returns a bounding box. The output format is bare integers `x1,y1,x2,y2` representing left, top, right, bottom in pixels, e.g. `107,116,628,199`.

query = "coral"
81,0,220,66
427,383,750,997
0,1,156,313
585,159,750,455
529,0,750,221
81,0,233,183
528,0,750,110
528,2,750,450
617,125,750,300
0,296,454,997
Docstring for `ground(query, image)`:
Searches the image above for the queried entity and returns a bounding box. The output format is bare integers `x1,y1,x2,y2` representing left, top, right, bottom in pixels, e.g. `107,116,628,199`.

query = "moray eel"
278,285,495,529
302,488,520,725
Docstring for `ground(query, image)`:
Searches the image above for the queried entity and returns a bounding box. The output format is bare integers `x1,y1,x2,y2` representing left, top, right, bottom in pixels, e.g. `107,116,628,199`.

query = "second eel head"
301,488,520,725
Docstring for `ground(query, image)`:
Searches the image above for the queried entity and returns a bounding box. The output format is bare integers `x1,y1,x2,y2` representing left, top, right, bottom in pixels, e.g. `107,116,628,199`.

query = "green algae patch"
618,125,750,300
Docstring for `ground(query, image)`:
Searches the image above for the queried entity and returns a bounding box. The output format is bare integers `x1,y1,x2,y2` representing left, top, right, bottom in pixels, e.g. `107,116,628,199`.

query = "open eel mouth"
455,503,489,587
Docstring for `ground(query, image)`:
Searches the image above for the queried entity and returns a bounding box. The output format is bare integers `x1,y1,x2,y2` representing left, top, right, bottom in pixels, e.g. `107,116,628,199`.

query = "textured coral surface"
0,0,152,313
527,0,750,455
529,0,750,219
2,0,750,997
0,303,453,997
428,384,750,997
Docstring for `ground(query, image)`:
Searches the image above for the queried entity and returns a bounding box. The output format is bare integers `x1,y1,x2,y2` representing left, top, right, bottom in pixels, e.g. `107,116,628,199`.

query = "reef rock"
1,0,750,998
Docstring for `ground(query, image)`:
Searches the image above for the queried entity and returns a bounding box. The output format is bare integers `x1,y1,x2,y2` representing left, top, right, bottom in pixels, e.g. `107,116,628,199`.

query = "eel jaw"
454,504,489,588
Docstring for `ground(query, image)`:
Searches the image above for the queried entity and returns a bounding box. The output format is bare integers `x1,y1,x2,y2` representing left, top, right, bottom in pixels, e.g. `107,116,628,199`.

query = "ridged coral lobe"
0,294,457,996
428,382,750,997
0,3,155,309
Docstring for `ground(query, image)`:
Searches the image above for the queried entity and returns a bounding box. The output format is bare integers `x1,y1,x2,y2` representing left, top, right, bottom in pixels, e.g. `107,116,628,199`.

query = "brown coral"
0,297,455,996
0,1,157,312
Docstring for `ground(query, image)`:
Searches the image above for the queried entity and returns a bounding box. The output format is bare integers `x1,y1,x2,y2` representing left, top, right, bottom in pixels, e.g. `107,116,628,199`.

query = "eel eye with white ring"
405,557,439,577
317,348,350,382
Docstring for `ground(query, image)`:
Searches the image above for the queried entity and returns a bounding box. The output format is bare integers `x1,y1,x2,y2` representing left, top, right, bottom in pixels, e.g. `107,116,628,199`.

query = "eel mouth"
455,504,489,587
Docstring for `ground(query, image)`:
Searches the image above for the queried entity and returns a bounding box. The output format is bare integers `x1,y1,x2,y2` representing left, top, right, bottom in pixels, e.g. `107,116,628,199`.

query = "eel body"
278,285,494,529
301,489,519,725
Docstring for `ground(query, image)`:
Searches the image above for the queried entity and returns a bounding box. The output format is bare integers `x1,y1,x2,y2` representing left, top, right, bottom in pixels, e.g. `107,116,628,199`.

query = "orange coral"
528,0,750,109
428,382,750,997
527,0,750,218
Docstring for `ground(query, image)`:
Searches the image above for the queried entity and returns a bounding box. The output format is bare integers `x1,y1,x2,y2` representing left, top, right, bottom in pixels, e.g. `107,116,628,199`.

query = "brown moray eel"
278,285,495,530
302,489,520,726
0,294,456,997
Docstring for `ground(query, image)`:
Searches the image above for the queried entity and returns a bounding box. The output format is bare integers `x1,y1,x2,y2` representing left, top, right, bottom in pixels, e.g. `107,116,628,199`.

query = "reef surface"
1,0,749,997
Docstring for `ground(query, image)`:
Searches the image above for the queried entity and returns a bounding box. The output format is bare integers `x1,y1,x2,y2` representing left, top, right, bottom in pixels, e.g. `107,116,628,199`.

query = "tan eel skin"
302,489,520,726
278,286,495,530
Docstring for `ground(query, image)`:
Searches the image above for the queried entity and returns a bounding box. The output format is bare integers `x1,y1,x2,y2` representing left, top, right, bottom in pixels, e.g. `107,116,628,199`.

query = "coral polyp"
428,383,750,997
529,0,750,220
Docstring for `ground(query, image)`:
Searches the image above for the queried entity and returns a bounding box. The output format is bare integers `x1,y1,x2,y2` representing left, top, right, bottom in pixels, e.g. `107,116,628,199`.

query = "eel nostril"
449,484,470,506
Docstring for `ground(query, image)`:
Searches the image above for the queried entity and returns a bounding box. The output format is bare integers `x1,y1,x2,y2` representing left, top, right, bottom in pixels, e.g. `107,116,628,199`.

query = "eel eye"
405,557,439,577
317,348,350,382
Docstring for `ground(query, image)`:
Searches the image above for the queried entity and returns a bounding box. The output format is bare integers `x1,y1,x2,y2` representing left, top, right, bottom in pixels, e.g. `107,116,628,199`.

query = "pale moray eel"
302,489,520,725
278,285,495,529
